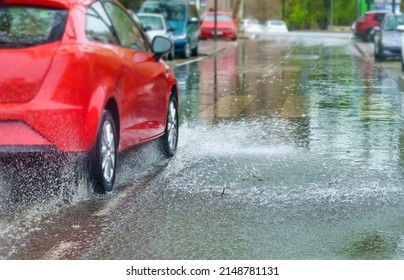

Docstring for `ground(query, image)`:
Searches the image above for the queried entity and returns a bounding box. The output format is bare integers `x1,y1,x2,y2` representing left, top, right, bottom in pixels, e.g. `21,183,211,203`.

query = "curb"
354,41,376,59
354,42,368,57
168,41,229,68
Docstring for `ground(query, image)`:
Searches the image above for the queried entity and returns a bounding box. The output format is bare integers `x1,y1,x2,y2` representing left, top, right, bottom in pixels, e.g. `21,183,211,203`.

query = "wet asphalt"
2,32,404,260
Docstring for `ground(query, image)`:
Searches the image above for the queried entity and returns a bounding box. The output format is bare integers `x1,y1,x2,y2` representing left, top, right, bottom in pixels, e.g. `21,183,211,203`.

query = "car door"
102,1,169,148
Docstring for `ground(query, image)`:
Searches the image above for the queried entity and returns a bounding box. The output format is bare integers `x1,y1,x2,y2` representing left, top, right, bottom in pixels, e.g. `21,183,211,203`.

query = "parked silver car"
373,13,404,61
138,13,175,60
263,20,288,33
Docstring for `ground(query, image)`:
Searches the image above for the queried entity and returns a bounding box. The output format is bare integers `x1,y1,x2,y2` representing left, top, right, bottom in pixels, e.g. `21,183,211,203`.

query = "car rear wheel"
182,42,191,58
159,95,178,157
90,110,117,193
365,29,373,42
375,43,384,61
168,48,175,60
191,42,199,56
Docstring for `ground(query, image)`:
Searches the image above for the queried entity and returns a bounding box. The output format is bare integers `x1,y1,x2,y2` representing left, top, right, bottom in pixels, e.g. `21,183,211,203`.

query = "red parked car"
354,11,388,42
200,11,237,40
0,0,178,193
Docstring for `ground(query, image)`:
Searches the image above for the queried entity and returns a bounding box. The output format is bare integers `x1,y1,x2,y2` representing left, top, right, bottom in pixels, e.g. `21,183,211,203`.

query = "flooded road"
2,32,404,259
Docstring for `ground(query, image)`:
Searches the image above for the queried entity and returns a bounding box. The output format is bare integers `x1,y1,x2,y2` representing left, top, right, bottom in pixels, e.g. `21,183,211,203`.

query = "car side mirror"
151,36,173,61
397,25,404,32
189,17,199,24
373,26,381,33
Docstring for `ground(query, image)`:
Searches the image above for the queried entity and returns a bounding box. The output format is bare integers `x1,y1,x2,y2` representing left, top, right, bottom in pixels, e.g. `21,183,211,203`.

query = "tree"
282,0,357,30
333,0,357,26
289,3,306,29
119,0,143,11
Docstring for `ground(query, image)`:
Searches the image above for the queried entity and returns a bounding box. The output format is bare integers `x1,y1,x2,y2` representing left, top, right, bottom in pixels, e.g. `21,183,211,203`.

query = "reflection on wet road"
2,32,404,259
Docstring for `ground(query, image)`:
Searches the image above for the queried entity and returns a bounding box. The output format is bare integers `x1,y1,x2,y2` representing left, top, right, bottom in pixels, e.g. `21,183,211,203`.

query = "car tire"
182,42,191,58
191,42,199,56
89,110,117,193
159,94,178,157
376,44,384,61
374,43,380,60
365,29,373,42
168,48,175,60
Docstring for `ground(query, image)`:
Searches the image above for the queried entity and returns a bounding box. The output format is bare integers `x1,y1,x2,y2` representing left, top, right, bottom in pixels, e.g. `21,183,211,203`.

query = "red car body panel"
354,11,388,41
0,0,177,154
200,12,237,40
0,45,58,103
0,0,90,8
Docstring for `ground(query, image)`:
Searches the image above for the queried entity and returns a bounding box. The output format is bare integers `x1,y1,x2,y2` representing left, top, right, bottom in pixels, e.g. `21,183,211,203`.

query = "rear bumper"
0,102,94,153
200,29,236,40
0,145,59,154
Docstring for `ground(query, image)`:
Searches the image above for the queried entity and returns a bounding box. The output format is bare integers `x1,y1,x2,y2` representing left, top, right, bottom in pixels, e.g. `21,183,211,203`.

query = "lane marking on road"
176,56,207,67
41,241,77,260
92,171,161,217
92,187,133,217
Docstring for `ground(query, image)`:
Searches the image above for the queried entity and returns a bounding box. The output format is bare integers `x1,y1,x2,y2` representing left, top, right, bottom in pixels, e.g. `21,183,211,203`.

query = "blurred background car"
241,18,263,35
139,1,200,58
263,20,288,33
354,10,388,42
138,13,175,60
200,11,237,40
373,13,404,61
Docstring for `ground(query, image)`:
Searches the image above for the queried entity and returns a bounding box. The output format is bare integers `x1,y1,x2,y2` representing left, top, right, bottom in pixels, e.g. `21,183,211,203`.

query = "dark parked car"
139,1,200,58
354,11,388,42
373,13,404,61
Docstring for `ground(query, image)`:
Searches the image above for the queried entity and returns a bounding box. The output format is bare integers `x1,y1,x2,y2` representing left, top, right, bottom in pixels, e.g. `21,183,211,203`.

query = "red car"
200,11,237,40
354,11,388,42
0,0,178,193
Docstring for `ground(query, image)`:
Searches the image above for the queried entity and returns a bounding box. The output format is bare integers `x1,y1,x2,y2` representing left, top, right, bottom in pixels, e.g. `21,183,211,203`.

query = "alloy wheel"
100,120,116,183
167,100,178,152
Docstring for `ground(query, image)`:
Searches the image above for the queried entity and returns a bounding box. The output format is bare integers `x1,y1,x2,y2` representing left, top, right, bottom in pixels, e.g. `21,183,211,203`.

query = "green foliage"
119,0,144,11
333,0,357,26
282,0,357,30
338,232,396,259
119,0,128,8
289,4,307,29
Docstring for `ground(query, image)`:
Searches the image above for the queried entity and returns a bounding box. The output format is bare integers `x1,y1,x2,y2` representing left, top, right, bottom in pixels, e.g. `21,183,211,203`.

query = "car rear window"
138,15,165,31
0,5,67,49
382,14,404,31
139,3,186,21
374,13,385,22
270,21,286,26
205,15,233,22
